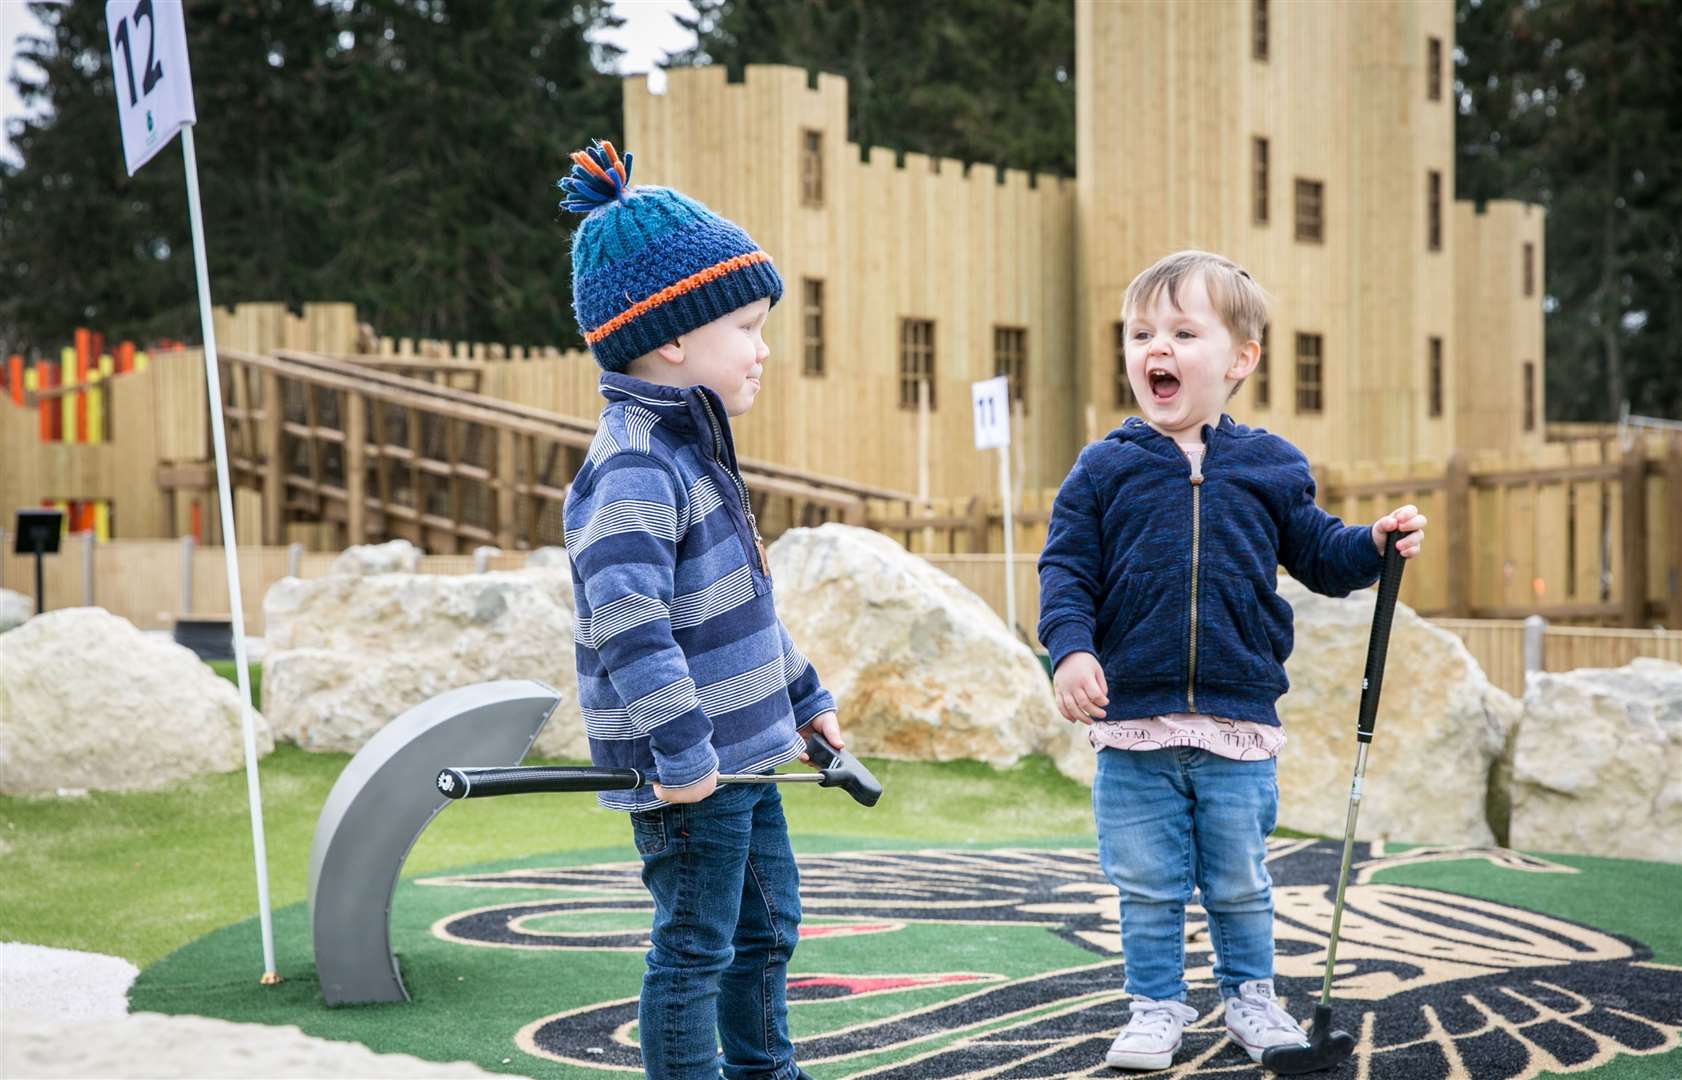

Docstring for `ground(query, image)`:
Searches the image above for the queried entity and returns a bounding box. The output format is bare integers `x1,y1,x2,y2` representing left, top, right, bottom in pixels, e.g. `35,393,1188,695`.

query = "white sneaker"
1105,998,1199,1070
1223,979,1309,1063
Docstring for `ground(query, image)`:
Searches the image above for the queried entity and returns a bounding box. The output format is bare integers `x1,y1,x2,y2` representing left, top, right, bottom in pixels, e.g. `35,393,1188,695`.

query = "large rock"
261,567,584,758
768,525,1061,767
1509,658,1682,862
328,538,422,576
0,588,30,633
1275,577,1518,846
0,608,272,796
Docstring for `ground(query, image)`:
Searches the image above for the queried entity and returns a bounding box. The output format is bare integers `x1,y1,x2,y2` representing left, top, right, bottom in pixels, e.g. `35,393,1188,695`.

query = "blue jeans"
630,781,809,1080
1093,747,1278,1003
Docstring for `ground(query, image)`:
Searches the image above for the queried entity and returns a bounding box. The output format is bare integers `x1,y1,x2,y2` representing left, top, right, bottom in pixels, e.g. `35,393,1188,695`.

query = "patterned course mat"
132,840,1682,1079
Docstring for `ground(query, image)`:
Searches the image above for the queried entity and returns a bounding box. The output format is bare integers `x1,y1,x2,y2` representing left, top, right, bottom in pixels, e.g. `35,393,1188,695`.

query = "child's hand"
1372,504,1427,558
653,770,718,804
798,711,845,763
1053,652,1108,724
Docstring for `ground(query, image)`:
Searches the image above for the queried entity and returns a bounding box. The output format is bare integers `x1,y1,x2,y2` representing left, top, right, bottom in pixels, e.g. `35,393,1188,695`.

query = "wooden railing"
861,435,1682,627
6,540,1675,697
215,348,907,554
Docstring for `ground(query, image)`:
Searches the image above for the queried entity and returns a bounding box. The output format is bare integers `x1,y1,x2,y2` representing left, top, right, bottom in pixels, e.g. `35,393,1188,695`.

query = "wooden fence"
871,434,1682,627
5,540,1675,699
2,349,213,542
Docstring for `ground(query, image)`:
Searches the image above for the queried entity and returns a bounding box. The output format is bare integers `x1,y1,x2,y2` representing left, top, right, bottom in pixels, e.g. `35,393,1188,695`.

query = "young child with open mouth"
1037,250,1426,1070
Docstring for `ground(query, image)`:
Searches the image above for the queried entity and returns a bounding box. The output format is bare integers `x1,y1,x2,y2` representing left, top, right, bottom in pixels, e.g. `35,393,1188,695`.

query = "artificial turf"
0,732,1096,967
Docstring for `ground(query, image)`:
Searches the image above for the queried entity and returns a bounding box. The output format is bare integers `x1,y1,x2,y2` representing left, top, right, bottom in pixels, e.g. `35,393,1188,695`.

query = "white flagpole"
998,445,1017,636
180,122,279,984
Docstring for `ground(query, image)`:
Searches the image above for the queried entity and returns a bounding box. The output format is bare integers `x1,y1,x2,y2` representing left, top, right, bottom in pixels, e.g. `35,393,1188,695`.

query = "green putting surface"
130,837,1682,1079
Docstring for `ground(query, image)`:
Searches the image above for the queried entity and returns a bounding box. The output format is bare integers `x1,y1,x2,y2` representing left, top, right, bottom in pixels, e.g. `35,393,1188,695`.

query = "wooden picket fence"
5,539,1675,700
871,433,1682,627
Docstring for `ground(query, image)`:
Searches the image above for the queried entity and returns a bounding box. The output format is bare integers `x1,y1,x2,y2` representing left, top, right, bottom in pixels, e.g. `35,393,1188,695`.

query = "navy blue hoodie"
1036,415,1382,727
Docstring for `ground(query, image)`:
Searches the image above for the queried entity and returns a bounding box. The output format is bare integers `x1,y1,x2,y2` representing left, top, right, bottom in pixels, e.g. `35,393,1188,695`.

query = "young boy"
1036,250,1425,1070
559,140,841,1080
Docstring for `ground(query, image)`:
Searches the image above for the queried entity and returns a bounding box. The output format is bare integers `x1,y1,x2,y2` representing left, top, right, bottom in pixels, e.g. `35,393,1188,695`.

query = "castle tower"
1076,0,1542,465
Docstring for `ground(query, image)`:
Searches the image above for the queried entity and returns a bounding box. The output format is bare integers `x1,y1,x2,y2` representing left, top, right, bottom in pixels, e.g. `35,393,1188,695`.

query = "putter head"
1261,1004,1356,1075
804,733,883,807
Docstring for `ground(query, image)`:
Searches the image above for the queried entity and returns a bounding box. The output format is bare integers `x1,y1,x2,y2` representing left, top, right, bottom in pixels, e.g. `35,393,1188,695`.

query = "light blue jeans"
1093,747,1278,1002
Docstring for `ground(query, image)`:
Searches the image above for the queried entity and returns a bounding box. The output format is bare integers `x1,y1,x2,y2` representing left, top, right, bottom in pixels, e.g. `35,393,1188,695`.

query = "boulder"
1509,658,1682,862
328,539,422,577
0,588,31,633
0,608,271,796
525,546,570,570
261,567,584,758
1274,576,1518,846
768,525,1061,767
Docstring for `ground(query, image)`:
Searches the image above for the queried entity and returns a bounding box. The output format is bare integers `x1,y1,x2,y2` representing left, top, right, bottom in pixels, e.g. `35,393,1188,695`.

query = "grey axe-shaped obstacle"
306,679,561,1005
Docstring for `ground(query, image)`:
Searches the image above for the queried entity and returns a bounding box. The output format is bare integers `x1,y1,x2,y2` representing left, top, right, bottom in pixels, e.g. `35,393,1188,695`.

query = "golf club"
435,731,882,808
1263,530,1409,1075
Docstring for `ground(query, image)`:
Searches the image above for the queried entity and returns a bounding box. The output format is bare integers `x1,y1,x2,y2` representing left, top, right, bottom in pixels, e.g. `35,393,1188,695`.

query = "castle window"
800,129,824,208
898,318,935,410
1296,333,1324,414
1427,170,1443,251
802,278,824,376
1428,337,1443,418
994,326,1028,415
1295,178,1324,244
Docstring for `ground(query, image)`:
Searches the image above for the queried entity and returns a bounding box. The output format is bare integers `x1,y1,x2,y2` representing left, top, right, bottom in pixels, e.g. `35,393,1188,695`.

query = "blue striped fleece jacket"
563,371,836,811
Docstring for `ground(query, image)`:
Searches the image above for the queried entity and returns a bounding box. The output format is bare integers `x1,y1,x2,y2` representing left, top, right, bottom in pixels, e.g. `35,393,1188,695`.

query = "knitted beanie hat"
560,140,784,372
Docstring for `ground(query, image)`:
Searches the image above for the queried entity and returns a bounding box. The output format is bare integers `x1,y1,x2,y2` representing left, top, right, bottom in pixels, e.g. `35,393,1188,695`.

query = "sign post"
971,376,1016,635
105,0,278,985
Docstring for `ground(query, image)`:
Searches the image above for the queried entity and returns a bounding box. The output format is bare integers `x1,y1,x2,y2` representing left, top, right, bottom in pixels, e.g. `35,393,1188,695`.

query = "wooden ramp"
217,348,909,554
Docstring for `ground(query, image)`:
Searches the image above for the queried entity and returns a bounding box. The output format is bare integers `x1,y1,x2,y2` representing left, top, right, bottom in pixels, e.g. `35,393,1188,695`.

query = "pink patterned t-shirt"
1089,714,1285,761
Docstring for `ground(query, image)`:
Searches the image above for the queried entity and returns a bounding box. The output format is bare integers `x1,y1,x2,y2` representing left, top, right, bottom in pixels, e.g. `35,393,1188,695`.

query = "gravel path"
0,942,496,1079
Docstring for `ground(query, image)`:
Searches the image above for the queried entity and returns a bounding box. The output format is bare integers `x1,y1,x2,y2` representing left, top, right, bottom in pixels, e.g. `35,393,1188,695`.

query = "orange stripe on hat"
584,251,772,345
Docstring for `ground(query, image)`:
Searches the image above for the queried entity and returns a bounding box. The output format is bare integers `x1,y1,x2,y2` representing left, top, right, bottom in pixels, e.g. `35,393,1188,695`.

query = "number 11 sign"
106,0,195,175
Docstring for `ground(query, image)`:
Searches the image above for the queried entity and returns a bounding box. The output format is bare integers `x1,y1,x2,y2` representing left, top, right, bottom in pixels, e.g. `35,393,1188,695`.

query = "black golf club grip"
436,765,644,800
1356,531,1409,742
804,732,884,807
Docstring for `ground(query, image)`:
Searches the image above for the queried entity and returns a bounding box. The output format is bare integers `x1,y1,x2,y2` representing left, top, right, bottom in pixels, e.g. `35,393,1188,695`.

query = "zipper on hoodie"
693,389,771,579
1185,438,1208,712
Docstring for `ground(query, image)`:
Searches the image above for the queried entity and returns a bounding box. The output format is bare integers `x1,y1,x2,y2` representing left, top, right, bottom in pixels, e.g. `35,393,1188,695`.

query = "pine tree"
1455,0,1682,421
0,0,625,356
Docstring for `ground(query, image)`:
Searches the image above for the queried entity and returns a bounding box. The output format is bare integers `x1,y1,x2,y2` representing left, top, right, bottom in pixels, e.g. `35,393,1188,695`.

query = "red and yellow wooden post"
59,346,76,442
74,328,90,442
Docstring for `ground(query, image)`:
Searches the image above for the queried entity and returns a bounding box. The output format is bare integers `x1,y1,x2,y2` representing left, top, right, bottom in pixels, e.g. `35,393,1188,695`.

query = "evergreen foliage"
1454,0,1681,420
0,0,623,354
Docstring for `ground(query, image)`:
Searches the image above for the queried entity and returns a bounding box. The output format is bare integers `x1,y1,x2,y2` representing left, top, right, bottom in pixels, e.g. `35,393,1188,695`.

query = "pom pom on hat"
557,139,634,213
